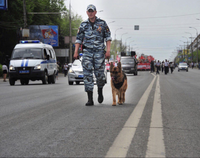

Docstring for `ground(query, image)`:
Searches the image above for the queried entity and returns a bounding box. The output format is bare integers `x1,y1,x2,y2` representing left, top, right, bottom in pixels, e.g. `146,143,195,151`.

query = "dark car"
121,56,138,75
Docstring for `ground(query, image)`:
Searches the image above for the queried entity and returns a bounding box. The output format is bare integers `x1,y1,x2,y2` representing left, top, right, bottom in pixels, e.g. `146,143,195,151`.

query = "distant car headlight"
34,64,41,70
69,68,75,73
9,65,15,71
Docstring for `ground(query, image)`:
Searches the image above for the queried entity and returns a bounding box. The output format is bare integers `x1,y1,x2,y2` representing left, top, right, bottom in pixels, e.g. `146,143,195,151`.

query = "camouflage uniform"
75,16,112,92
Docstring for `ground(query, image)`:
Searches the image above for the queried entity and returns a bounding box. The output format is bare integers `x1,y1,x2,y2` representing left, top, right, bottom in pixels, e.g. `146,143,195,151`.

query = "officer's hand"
105,51,110,59
74,52,79,59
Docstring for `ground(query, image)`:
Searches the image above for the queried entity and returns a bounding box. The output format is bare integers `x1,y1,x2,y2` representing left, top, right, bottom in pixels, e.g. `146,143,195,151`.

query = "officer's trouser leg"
94,51,105,103
93,51,105,89
82,50,94,92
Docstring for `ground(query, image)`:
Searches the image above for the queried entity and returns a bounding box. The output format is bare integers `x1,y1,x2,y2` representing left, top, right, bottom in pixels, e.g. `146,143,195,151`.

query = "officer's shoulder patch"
82,19,89,23
98,18,105,22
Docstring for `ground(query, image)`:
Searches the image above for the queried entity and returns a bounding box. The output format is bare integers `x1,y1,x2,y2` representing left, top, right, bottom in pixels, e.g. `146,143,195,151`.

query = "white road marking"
105,75,156,157
146,75,166,157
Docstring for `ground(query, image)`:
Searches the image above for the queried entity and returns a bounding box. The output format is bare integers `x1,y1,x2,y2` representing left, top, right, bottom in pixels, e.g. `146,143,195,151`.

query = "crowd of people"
150,59,175,75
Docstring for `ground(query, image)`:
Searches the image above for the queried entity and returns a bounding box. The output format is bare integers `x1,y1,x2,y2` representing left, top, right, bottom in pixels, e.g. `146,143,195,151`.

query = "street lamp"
180,40,186,61
108,21,115,24
189,27,199,63
120,32,128,52
185,32,193,62
129,40,134,51
115,27,123,40
182,36,189,61
125,37,131,52
114,27,123,53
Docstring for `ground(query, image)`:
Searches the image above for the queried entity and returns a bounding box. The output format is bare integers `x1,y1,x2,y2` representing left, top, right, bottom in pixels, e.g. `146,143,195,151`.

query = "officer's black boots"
85,91,94,106
98,87,104,103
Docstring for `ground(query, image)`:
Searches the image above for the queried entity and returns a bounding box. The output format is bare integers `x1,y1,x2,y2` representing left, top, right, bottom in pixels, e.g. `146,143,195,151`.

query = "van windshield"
11,48,43,59
121,58,135,65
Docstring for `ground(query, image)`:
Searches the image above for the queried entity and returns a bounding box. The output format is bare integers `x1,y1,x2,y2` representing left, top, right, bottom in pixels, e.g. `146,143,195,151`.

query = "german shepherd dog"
110,62,128,106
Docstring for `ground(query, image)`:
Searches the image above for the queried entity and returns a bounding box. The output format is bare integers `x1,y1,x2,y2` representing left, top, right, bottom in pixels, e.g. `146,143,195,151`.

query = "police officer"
74,4,112,106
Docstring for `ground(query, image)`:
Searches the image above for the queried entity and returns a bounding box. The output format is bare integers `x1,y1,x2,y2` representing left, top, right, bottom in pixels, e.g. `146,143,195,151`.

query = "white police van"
9,40,57,86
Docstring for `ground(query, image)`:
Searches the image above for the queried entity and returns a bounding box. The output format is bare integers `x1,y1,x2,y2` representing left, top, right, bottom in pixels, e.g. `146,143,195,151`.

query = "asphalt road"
0,68,200,157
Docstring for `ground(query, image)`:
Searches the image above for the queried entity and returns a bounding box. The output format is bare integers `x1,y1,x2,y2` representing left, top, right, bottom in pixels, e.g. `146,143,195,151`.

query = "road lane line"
146,75,166,157
105,76,156,158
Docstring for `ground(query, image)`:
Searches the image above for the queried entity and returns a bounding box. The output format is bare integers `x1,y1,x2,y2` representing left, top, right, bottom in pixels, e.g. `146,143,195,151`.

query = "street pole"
69,0,72,63
114,27,122,54
23,0,27,28
129,40,134,52
185,32,193,62
182,36,189,62
189,27,199,64
180,40,185,61
125,37,131,53
120,32,127,52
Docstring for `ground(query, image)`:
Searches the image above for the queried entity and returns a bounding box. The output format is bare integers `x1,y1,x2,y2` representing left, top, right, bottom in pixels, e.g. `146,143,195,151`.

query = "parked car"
68,57,107,85
178,63,188,72
121,56,138,75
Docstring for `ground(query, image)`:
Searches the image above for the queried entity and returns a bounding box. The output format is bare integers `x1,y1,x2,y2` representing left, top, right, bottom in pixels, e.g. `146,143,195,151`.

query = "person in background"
191,62,194,69
198,62,200,69
161,61,164,73
56,61,59,80
156,60,161,74
2,62,8,82
63,63,68,77
164,59,169,75
150,60,154,73
170,62,174,73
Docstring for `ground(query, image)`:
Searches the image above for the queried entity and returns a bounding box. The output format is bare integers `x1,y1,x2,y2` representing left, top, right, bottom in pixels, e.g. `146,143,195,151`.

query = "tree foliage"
0,0,82,63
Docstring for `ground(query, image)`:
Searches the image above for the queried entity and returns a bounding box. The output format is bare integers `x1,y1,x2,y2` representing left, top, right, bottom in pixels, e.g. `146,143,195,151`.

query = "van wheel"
69,81,73,85
51,73,56,84
9,78,15,86
20,79,25,85
48,75,52,84
25,79,29,85
42,72,48,84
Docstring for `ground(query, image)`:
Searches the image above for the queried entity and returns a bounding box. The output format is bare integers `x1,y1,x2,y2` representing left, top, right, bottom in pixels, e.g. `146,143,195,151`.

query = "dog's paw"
112,104,116,106
117,101,123,105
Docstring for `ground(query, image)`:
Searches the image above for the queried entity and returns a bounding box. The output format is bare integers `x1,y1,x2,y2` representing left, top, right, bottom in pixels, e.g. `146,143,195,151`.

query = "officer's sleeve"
104,22,112,42
75,23,84,44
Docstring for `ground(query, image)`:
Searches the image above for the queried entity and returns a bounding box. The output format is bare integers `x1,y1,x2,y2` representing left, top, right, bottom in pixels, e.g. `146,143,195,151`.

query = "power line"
106,12,200,20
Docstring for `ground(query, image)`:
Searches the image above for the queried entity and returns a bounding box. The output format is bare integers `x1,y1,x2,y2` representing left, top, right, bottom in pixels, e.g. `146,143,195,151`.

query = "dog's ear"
118,61,122,72
110,62,114,71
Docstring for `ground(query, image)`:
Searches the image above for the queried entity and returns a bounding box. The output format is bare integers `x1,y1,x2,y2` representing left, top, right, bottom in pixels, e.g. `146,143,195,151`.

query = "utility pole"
23,0,27,28
69,0,72,63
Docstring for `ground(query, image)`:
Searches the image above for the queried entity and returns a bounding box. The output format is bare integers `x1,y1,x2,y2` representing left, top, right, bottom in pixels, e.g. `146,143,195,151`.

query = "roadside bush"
0,64,2,77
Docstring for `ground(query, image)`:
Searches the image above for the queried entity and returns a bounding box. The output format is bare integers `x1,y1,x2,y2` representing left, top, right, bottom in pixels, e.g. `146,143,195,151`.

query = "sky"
65,0,200,61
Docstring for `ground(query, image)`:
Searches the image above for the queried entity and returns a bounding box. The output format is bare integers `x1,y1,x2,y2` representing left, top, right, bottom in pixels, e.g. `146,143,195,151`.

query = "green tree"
0,0,82,63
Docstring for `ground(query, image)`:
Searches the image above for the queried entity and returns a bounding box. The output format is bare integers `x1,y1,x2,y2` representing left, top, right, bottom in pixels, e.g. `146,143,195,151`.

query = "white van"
9,40,57,86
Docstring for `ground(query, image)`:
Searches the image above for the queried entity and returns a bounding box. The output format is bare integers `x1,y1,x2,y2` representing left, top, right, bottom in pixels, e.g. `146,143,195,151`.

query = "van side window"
43,49,47,59
49,49,55,59
48,49,53,59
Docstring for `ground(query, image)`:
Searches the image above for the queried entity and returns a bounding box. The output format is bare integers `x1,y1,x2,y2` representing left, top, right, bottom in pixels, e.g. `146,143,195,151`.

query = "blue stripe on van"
21,60,24,67
25,60,29,67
